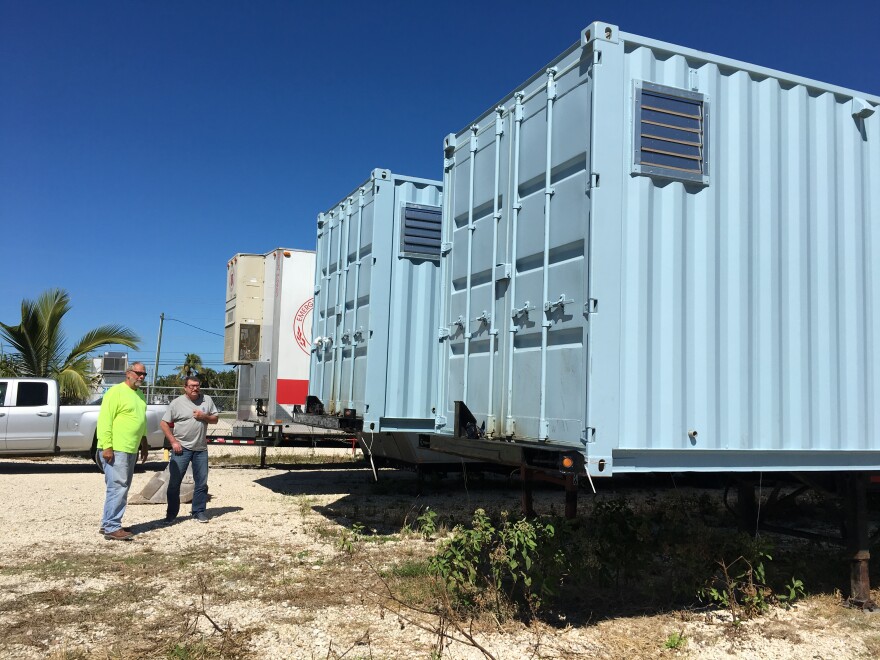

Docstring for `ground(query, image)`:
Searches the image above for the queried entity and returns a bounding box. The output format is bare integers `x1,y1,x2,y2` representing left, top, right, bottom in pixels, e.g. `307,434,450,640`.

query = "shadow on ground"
0,458,167,475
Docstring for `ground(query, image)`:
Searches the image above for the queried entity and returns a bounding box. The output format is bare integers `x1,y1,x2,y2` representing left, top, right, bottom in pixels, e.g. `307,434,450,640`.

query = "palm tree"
176,353,203,379
0,289,140,403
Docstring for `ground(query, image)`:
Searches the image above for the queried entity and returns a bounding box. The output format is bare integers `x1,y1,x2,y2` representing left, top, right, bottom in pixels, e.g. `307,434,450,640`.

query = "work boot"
104,529,134,541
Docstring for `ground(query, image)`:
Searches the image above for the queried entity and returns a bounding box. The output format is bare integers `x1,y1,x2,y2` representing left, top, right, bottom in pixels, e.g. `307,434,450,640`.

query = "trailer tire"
91,435,103,473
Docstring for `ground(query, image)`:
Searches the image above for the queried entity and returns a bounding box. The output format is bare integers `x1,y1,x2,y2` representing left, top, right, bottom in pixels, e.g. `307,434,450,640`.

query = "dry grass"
4,461,880,658
209,451,360,467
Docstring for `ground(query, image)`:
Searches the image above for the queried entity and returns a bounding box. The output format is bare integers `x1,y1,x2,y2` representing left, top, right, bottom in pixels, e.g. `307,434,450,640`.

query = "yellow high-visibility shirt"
96,382,146,453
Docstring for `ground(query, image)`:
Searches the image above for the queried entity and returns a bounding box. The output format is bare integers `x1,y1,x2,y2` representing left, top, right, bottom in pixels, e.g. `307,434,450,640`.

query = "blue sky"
1,0,877,378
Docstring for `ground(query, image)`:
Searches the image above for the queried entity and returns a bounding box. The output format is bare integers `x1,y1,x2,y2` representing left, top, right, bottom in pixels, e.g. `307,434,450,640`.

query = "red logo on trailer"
293,298,314,355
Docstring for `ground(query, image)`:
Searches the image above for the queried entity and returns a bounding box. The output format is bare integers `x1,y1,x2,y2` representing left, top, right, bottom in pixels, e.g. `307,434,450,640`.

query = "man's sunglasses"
129,370,147,377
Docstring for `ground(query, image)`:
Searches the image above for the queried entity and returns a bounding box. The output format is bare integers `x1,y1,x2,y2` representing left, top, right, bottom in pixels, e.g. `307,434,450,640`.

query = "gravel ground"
1,450,879,659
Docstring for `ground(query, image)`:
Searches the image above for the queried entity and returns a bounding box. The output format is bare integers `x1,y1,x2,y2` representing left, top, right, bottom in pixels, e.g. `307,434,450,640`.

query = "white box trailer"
226,248,315,424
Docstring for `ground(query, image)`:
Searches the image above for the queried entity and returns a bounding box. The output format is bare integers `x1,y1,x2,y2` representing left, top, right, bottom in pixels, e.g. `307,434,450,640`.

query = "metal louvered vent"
633,82,709,185
400,203,442,259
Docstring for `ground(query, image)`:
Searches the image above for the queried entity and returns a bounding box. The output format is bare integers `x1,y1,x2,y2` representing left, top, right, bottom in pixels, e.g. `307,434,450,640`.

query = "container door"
440,57,593,447
342,187,373,417
314,186,375,417
5,381,55,452
508,66,592,444
440,113,511,438
313,212,338,409
333,197,359,416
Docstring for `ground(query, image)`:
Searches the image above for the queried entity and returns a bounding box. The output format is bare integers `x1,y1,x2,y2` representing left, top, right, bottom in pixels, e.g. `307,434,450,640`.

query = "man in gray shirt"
160,376,219,523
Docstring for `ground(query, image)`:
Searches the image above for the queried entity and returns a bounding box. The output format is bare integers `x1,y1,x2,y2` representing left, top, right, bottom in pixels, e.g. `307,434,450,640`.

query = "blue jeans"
98,450,137,533
166,448,209,518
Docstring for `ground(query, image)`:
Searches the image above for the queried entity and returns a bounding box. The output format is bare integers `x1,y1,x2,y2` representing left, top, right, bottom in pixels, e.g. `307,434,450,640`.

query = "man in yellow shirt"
97,362,148,540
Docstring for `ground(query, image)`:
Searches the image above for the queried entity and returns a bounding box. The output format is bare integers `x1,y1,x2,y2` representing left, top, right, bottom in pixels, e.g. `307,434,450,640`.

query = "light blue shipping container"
433,21,880,477
310,169,443,437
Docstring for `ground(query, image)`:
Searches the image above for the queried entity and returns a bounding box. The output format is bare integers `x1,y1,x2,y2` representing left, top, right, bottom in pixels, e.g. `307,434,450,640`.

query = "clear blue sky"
1,0,877,377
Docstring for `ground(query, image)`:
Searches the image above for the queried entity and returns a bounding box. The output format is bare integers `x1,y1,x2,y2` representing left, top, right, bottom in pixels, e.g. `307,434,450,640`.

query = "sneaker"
104,529,134,541
193,512,209,524
98,527,131,535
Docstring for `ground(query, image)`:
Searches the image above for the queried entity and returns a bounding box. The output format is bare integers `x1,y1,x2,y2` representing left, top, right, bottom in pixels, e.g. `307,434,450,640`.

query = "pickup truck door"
4,381,56,452
0,381,8,449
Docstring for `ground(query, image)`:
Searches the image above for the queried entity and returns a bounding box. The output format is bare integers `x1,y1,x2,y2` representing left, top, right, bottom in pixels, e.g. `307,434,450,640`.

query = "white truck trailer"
221,248,350,455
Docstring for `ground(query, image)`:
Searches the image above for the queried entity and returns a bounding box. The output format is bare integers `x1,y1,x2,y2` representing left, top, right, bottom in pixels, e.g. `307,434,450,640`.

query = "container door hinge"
438,326,449,340
435,416,447,429
441,242,453,255
588,172,600,190
584,298,598,315
582,427,596,444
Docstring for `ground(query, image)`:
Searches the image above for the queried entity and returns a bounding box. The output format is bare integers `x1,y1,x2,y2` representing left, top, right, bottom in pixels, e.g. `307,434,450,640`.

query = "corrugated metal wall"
598,35,880,461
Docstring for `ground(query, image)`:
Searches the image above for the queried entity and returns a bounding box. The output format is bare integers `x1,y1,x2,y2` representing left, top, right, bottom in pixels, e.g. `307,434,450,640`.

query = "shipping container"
432,21,880,478
301,169,458,466
226,248,315,423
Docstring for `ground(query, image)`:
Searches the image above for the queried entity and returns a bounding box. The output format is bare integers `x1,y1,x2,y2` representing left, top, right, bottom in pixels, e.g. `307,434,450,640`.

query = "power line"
164,317,224,338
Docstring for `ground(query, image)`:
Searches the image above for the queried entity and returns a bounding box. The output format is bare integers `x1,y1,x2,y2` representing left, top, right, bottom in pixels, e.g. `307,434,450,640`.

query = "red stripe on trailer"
276,378,308,405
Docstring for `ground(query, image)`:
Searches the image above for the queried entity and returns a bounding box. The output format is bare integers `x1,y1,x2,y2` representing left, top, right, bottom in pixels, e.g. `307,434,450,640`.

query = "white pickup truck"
0,378,167,457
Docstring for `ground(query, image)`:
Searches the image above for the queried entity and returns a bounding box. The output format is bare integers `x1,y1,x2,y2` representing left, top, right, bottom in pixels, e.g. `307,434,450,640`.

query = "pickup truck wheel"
91,436,103,472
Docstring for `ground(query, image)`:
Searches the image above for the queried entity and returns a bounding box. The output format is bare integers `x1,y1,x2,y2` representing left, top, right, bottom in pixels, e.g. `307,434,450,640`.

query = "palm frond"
65,325,140,364
35,289,70,377
1,289,141,388
0,298,44,376
55,363,95,404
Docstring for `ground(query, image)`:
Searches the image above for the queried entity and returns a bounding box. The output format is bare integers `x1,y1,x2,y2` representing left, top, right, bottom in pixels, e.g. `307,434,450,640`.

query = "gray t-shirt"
161,393,217,451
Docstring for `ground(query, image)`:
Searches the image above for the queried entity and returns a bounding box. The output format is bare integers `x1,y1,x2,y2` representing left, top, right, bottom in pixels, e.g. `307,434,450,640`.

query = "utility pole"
151,313,165,402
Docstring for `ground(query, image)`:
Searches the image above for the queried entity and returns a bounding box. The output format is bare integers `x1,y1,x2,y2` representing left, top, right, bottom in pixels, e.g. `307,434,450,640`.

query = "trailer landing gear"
519,467,578,520
734,472,876,610
846,472,875,610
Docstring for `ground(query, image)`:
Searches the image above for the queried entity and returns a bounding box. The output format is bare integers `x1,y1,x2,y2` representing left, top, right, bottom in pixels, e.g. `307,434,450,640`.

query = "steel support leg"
846,472,875,609
737,479,758,534
564,474,577,520
259,446,267,469
520,467,536,518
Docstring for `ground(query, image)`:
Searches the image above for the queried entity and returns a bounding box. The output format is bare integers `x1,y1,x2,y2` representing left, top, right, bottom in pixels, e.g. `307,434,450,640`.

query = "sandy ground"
1,449,879,659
